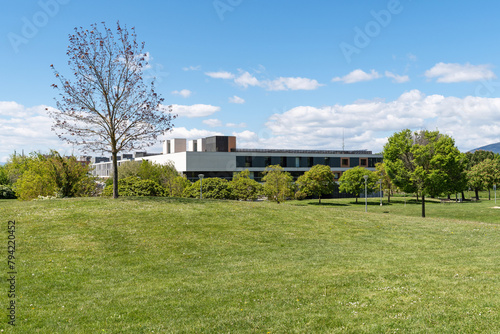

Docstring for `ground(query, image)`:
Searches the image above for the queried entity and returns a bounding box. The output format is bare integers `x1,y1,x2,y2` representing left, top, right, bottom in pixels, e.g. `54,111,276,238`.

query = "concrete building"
90,135,383,181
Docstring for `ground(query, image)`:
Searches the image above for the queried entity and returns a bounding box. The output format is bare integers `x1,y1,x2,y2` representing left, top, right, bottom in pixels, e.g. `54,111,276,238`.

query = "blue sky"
2,0,500,162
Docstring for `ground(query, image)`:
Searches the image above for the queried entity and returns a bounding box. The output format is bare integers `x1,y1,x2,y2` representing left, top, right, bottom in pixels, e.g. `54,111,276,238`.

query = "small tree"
467,158,500,200
49,22,175,199
339,166,377,203
375,162,396,203
230,170,263,201
262,165,294,203
296,164,335,204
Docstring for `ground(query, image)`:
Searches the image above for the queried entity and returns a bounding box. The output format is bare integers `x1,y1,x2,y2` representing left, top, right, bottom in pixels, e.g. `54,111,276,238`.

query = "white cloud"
170,104,220,118
234,71,260,88
229,95,245,104
332,69,382,84
227,90,500,153
171,89,192,98
226,122,247,128
425,62,496,83
205,68,322,91
0,102,74,163
205,71,235,79
164,127,224,140
203,119,223,127
385,71,409,83
183,65,201,71
264,77,324,91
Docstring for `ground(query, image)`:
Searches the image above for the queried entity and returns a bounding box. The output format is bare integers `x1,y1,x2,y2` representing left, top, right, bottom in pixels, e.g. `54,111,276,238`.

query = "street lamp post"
363,175,368,212
198,174,204,199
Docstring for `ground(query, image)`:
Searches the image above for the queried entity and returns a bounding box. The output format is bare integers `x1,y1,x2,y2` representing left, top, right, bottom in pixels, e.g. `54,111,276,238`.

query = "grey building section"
90,135,383,183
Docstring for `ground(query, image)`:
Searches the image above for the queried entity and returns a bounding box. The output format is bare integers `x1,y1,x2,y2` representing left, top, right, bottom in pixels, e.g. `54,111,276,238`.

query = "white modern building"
91,136,383,182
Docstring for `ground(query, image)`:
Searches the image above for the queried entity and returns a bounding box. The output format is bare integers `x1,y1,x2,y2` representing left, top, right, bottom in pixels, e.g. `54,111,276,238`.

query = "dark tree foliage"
48,22,175,198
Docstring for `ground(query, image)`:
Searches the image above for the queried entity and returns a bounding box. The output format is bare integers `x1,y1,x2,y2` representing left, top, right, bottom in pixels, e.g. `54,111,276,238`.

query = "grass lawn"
0,196,498,333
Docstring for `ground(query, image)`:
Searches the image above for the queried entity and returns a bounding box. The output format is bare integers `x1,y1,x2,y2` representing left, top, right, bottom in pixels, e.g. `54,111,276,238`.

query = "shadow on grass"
113,196,199,204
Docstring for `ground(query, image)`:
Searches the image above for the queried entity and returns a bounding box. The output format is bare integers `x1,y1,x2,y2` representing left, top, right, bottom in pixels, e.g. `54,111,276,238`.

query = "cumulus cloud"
170,104,220,118
264,77,324,91
425,62,496,83
0,102,73,162
205,68,323,91
234,71,260,88
228,90,500,153
385,71,410,83
228,95,245,104
332,69,382,83
171,89,192,98
203,119,223,127
205,71,235,79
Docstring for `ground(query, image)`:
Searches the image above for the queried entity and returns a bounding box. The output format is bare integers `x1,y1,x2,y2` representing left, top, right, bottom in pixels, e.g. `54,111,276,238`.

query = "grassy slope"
0,197,498,333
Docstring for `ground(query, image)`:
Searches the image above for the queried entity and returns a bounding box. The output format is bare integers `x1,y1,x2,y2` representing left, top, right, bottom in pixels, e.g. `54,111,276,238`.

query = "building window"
341,158,349,167
360,158,368,167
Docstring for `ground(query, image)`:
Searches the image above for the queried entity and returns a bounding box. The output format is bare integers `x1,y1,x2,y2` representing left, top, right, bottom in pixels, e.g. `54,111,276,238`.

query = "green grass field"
0,196,498,333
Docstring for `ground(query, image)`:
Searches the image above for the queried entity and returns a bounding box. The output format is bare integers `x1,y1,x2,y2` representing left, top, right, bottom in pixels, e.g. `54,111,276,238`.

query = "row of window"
236,156,382,168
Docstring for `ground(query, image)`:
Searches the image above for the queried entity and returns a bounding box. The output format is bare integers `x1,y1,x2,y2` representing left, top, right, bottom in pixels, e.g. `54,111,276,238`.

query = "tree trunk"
355,197,358,204
112,151,119,199
461,191,465,201
447,194,451,200
421,193,425,218
475,188,479,201
488,189,491,200
416,193,419,202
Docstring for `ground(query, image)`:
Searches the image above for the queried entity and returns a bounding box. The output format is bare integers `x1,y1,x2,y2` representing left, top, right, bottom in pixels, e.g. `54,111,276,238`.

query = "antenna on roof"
342,129,345,151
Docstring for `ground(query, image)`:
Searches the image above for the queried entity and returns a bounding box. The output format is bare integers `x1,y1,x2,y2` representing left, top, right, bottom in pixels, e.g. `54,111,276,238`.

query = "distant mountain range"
469,142,500,154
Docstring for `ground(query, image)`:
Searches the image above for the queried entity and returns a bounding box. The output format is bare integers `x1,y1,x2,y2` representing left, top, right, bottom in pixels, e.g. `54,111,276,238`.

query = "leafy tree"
384,129,464,217
0,165,9,185
49,22,175,199
12,152,96,200
465,150,500,199
262,165,294,203
375,162,396,203
338,166,377,203
296,164,335,204
230,170,263,201
183,178,233,200
467,158,500,200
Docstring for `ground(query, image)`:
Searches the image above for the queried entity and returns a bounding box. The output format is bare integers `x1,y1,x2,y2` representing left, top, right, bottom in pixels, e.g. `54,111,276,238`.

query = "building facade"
90,135,383,182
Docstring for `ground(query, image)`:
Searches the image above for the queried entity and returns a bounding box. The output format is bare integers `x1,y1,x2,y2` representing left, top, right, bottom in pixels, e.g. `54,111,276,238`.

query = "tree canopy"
338,166,378,203
296,164,335,203
383,129,465,217
262,165,294,203
49,22,175,198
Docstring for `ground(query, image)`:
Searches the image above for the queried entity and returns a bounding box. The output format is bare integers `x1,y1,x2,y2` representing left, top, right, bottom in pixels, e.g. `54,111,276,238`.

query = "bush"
0,185,16,199
183,178,233,199
230,170,263,201
102,177,165,197
294,191,307,200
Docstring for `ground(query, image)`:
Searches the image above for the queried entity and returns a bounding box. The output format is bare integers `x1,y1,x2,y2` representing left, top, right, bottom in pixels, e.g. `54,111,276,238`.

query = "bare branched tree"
48,22,175,198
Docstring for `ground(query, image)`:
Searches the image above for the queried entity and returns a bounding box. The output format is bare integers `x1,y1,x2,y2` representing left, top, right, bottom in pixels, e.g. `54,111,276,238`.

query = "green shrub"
102,177,165,197
183,178,233,199
0,185,16,199
230,170,263,201
294,191,308,200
